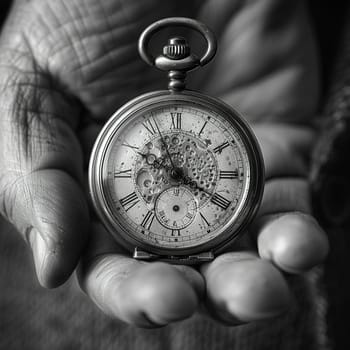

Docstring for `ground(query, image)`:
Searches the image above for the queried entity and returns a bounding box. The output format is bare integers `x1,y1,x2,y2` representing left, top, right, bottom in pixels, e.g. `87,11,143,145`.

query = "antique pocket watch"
89,18,264,263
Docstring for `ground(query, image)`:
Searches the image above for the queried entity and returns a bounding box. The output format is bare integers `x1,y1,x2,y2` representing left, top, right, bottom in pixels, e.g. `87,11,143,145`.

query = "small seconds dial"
101,100,251,250
155,186,197,230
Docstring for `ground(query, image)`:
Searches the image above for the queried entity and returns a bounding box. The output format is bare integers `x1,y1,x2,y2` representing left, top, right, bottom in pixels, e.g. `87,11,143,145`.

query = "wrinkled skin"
0,0,328,327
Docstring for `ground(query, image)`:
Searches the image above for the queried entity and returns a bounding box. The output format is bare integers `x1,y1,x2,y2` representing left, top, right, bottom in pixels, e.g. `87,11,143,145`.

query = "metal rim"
89,90,264,257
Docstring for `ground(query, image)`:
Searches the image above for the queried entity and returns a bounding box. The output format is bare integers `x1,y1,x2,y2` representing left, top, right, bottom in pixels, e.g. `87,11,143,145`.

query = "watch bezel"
89,89,264,257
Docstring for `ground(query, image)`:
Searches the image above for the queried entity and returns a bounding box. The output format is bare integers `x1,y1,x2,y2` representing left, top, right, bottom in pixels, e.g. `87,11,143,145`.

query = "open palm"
0,0,328,327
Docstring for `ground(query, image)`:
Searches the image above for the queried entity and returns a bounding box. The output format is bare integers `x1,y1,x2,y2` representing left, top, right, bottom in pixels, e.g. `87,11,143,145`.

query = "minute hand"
152,117,176,169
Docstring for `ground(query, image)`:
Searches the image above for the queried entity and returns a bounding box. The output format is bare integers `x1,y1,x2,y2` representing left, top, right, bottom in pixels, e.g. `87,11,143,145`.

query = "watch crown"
163,37,190,60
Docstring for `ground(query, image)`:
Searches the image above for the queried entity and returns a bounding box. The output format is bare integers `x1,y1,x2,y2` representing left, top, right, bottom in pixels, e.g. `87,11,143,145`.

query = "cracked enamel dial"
89,91,264,259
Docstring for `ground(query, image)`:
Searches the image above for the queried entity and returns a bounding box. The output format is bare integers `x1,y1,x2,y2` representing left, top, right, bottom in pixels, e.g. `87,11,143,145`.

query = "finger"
258,178,311,217
256,213,329,274
253,124,315,179
0,53,88,288
201,252,291,324
78,223,204,328
195,0,319,123
16,0,197,121
253,178,329,273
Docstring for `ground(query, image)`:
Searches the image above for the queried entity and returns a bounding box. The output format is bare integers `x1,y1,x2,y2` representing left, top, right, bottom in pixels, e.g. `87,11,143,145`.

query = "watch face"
89,91,264,255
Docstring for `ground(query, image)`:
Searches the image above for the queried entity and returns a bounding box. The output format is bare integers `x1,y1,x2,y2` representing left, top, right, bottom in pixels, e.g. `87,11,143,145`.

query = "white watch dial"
100,101,252,250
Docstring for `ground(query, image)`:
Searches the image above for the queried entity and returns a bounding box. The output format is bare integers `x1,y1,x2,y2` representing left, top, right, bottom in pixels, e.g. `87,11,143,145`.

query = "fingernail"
29,228,48,281
228,300,290,322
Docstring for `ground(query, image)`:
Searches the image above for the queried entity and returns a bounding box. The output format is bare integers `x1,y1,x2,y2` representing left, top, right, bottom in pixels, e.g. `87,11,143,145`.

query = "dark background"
0,0,11,25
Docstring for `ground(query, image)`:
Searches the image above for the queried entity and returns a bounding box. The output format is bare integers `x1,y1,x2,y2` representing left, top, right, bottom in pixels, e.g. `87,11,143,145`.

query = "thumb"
0,49,89,288
12,170,89,288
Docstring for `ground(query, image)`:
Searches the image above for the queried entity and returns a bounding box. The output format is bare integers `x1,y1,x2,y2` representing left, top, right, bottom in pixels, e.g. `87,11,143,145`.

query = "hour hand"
182,175,212,196
137,151,158,165
137,151,147,158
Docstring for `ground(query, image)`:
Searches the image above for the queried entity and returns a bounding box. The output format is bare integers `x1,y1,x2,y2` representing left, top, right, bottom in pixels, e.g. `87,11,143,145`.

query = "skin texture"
0,0,329,327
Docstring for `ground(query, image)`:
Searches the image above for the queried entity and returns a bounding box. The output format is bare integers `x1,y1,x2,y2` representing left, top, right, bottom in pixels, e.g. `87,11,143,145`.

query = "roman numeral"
140,211,155,230
171,229,181,236
211,193,231,210
199,212,210,226
198,120,208,136
213,141,230,154
120,192,139,211
142,119,157,135
114,169,132,178
173,187,180,196
219,170,238,179
170,112,182,129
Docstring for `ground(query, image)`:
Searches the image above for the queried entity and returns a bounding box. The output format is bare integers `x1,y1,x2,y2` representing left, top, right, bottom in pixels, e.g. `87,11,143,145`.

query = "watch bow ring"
89,17,265,263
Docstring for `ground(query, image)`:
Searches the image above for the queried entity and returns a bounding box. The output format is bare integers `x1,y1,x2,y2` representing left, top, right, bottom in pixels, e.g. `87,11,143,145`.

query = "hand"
0,0,328,327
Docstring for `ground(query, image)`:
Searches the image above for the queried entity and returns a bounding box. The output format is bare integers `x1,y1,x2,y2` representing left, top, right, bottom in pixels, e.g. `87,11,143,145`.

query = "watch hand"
153,156,171,170
122,141,140,153
194,184,212,197
136,151,167,170
152,117,177,171
183,175,212,196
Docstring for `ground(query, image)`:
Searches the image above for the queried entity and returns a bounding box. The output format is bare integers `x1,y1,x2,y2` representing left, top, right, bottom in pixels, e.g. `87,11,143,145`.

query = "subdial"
155,186,198,230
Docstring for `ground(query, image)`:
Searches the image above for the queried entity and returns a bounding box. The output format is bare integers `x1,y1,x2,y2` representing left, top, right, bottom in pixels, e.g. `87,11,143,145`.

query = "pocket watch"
89,17,264,263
